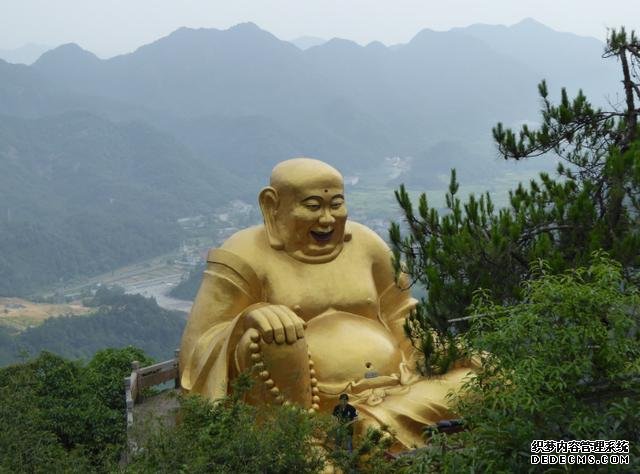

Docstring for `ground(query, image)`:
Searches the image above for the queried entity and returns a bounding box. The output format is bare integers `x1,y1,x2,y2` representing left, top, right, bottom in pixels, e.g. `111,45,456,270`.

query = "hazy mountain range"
0,18,622,295
0,43,51,65
290,36,326,50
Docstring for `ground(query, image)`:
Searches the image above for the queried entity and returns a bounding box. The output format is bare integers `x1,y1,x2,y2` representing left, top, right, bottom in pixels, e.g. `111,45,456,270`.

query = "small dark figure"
332,393,358,452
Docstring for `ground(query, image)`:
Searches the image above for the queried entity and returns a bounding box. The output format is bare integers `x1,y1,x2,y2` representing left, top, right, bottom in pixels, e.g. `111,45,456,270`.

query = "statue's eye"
331,202,343,210
305,204,321,211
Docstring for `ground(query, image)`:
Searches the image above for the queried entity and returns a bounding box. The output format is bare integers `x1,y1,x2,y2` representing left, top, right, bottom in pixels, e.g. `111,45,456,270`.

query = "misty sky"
1,0,638,57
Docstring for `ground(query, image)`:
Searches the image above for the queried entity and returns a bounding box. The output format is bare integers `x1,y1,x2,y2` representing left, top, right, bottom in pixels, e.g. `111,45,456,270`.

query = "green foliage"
0,326,15,366
0,347,152,473
85,346,153,412
0,346,399,474
390,27,640,375
329,426,399,474
127,374,399,474
408,256,640,473
1,287,185,366
492,27,639,252
127,393,327,474
493,26,638,160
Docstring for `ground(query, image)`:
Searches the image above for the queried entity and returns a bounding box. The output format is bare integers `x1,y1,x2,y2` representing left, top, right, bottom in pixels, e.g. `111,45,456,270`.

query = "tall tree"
390,28,640,374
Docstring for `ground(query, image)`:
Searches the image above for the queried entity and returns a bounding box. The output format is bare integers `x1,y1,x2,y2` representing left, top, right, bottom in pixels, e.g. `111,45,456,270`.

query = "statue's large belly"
305,311,402,386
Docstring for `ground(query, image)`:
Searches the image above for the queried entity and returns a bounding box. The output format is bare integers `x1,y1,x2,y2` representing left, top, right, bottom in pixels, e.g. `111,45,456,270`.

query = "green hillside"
0,288,185,366
0,112,242,296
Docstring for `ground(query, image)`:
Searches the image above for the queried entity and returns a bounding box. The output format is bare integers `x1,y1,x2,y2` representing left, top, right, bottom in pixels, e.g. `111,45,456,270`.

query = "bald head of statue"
259,157,350,263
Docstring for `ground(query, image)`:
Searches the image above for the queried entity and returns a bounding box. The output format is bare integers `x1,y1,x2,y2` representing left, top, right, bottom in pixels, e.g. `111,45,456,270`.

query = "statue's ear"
344,222,352,242
259,186,284,250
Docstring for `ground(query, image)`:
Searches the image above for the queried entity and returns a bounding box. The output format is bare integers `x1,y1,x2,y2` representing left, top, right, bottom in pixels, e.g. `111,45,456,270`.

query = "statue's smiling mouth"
310,229,334,243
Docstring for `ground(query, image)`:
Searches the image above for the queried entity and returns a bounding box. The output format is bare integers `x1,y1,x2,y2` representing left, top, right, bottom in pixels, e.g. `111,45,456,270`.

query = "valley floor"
0,297,94,333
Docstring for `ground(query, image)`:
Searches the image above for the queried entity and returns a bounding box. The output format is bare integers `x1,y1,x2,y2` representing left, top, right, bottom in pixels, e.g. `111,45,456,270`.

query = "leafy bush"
0,347,153,473
411,255,640,473
127,389,326,473
127,374,400,474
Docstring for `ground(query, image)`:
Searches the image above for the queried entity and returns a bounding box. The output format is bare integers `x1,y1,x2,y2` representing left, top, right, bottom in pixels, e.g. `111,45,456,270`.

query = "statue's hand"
243,304,306,344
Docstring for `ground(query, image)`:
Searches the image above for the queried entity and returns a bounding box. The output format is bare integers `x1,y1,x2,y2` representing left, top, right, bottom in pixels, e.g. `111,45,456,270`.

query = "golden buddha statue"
179,157,475,448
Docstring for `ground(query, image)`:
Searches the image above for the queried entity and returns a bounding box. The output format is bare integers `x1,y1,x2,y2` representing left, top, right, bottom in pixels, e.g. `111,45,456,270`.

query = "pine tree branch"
496,112,623,160
516,224,574,245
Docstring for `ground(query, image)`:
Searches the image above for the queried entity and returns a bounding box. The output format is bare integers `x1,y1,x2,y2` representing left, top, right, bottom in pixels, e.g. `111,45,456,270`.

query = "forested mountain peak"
511,17,553,31
127,21,296,58
34,42,100,69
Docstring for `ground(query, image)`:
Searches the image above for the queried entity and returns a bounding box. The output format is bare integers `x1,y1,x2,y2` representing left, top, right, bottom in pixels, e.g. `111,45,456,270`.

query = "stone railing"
124,349,181,428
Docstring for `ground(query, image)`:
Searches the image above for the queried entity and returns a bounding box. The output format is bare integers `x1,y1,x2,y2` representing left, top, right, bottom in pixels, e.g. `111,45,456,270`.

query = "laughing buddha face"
259,158,349,263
